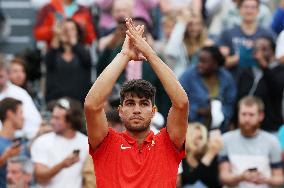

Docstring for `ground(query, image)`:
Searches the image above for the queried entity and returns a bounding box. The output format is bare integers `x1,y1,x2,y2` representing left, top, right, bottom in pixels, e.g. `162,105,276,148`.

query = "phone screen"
73,149,80,155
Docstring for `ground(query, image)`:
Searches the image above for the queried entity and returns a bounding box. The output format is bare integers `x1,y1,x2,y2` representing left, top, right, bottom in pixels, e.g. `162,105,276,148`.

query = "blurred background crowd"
0,0,284,187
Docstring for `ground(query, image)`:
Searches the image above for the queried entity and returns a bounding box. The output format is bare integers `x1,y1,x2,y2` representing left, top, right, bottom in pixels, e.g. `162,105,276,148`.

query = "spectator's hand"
125,18,155,60
241,170,261,183
225,54,239,68
253,49,268,68
177,8,192,24
61,153,80,168
122,22,146,61
207,135,223,155
3,143,22,159
253,172,268,184
53,22,63,37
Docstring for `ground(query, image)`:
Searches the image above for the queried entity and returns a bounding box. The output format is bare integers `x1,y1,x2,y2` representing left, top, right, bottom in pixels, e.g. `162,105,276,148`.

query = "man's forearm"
220,173,243,186
35,162,64,183
85,53,129,109
0,153,9,167
145,52,188,108
267,175,284,186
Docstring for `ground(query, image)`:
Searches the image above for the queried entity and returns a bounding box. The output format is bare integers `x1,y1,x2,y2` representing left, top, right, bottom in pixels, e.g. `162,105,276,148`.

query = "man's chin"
125,124,149,132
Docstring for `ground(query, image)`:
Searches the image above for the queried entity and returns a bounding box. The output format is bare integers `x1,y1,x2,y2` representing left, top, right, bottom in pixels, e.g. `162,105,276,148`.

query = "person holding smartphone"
219,96,284,187
0,97,26,188
31,98,89,188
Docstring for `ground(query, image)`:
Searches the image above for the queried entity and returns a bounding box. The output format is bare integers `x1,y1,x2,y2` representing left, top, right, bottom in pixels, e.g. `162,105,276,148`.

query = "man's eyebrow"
140,99,150,103
124,99,135,102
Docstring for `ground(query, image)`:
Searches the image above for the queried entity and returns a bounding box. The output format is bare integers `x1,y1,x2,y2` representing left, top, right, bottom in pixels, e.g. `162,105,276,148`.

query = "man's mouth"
130,116,143,120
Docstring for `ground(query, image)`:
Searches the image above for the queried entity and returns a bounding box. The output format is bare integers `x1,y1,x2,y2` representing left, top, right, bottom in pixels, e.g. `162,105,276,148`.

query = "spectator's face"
61,21,78,43
188,128,206,154
11,105,24,130
50,106,69,134
254,38,273,61
238,104,263,136
239,0,259,23
63,21,78,42
162,19,175,39
0,68,8,91
187,17,203,38
112,1,133,21
9,63,26,87
6,162,31,187
197,50,218,76
119,94,155,133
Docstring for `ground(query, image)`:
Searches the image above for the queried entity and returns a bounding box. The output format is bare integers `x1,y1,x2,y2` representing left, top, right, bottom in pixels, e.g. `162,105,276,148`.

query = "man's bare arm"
85,29,144,150
265,167,284,186
126,18,189,150
219,161,243,186
34,154,79,183
84,52,130,150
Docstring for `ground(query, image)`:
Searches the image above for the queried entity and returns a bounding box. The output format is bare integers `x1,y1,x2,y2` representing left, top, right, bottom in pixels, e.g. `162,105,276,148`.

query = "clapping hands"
121,18,155,61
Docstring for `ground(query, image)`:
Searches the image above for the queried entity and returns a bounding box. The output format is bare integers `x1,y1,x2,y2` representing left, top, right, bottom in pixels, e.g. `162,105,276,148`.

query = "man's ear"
6,110,14,120
152,105,157,115
259,111,265,122
118,105,122,117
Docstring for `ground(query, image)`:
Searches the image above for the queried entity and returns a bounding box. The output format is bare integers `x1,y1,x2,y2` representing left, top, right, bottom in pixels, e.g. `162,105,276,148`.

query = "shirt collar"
122,130,154,145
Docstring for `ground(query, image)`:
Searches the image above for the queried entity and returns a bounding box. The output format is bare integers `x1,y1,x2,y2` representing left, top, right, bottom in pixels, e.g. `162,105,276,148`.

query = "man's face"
0,68,8,91
238,104,263,136
11,105,24,130
6,162,30,187
197,50,217,76
119,94,155,132
254,38,273,62
9,63,26,87
239,0,259,23
112,0,133,21
50,106,69,134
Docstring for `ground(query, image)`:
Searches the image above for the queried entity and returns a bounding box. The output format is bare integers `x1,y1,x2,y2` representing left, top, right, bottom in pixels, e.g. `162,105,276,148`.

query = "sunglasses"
56,98,70,110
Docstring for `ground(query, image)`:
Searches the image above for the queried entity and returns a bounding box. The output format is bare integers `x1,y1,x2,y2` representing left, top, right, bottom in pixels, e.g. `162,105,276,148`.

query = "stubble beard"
124,119,151,133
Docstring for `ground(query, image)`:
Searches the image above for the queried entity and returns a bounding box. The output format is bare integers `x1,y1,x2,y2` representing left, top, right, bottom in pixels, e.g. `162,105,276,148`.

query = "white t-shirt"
0,82,42,139
276,30,284,59
31,131,89,188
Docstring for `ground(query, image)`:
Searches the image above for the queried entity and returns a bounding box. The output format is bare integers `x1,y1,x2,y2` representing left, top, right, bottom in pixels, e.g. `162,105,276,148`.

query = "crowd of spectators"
0,0,284,187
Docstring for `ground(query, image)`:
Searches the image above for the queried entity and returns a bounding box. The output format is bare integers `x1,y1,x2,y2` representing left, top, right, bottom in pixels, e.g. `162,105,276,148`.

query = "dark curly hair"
201,46,225,67
120,79,156,105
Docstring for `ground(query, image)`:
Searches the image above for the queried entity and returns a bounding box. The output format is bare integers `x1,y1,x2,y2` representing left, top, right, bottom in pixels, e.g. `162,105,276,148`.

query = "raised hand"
61,153,80,168
3,142,22,158
125,18,156,59
121,23,146,61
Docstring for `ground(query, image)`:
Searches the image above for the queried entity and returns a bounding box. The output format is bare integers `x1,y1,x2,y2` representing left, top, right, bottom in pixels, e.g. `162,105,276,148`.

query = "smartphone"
73,149,80,155
248,167,257,172
12,137,22,147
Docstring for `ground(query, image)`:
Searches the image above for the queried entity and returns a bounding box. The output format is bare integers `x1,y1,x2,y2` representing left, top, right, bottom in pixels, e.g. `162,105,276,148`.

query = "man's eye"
126,103,135,106
141,103,148,107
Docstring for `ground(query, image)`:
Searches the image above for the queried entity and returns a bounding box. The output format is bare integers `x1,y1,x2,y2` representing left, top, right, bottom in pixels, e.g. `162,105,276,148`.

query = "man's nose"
133,104,141,113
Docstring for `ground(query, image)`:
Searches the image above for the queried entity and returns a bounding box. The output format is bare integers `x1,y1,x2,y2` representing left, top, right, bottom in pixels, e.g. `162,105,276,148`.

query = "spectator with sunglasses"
31,98,89,188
